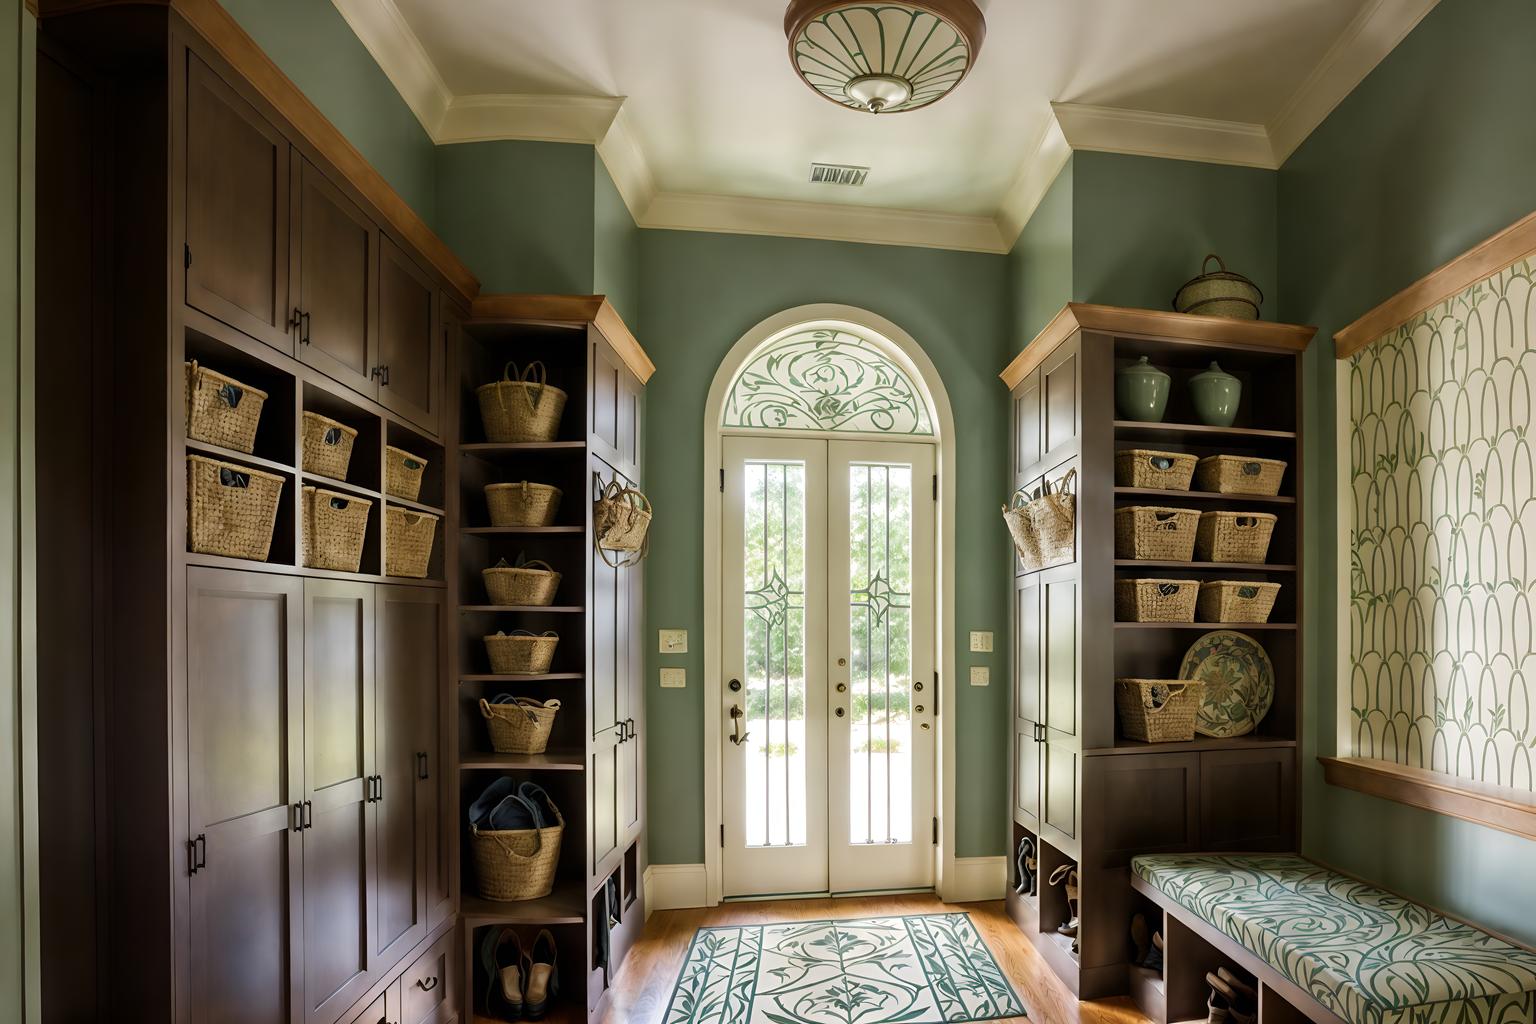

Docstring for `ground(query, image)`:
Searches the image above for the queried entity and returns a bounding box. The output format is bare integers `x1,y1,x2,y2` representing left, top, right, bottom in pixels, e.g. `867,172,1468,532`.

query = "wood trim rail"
471,294,655,384
1002,303,1317,390
1320,756,1536,841
1335,208,1536,359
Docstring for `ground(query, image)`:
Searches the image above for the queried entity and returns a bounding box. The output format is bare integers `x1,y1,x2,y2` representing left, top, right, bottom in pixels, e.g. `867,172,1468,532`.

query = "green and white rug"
662,913,1026,1024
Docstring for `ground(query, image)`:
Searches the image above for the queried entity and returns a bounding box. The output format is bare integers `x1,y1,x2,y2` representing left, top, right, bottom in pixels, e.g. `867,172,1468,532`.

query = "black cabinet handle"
416,751,429,780
375,774,383,803
415,975,438,992
291,802,304,833
381,365,390,386
188,833,207,874
302,800,313,830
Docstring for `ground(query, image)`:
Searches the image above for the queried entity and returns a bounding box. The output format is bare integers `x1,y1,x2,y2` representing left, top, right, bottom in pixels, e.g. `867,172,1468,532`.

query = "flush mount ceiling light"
784,0,986,115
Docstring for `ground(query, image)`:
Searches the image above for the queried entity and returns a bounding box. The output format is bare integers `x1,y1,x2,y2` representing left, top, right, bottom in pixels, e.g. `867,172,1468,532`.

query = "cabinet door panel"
303,581,375,1024
1042,741,1078,843
377,236,441,433
1042,352,1077,455
1015,581,1041,723
1013,729,1040,827
619,539,642,840
1085,753,1198,866
295,157,376,396
1043,580,1077,739
1200,749,1295,851
185,54,291,352
1014,375,1042,476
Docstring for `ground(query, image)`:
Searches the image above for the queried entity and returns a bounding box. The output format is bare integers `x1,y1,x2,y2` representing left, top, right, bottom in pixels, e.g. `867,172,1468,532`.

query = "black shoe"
523,929,560,1021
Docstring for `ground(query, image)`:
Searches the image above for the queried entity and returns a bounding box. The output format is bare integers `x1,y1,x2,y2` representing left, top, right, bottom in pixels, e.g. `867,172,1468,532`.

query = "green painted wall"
1278,0,1536,946
639,229,1012,864
220,0,437,222
592,153,639,327
1006,157,1073,346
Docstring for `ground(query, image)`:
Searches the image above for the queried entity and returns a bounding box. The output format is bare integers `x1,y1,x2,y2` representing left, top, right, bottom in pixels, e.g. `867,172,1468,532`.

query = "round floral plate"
1179,630,1273,737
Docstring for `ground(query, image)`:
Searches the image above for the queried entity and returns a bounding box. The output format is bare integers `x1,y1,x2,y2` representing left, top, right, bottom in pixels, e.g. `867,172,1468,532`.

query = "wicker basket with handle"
1115,579,1199,622
476,362,567,443
1172,254,1263,320
1114,506,1199,561
1195,511,1276,563
486,481,563,527
484,630,560,675
594,479,652,567
302,486,372,572
186,455,285,561
470,797,564,901
1115,449,1197,491
302,412,358,481
184,361,268,454
480,696,562,755
384,445,429,502
482,557,562,607
1194,455,1286,496
384,506,438,577
1116,679,1205,743
1002,469,1077,572
1198,580,1281,623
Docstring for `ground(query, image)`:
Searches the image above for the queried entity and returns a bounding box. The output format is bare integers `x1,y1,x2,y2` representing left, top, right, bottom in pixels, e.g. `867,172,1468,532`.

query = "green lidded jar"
1189,361,1242,426
1116,356,1171,422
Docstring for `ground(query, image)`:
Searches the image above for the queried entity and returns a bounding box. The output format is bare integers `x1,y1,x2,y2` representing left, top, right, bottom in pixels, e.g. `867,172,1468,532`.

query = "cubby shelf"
1113,621,1296,630
462,526,584,536
459,605,584,614
460,441,587,455
1113,487,1295,504
185,438,294,476
1090,735,1298,756
461,887,586,926
386,494,446,516
1114,559,1296,572
459,752,585,772
300,471,382,502
183,550,446,588
460,673,584,683
1113,420,1297,442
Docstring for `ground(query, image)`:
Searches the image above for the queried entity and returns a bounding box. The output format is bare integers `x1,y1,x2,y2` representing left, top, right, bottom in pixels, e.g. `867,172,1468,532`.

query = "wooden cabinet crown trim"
472,293,655,384
1320,756,1536,842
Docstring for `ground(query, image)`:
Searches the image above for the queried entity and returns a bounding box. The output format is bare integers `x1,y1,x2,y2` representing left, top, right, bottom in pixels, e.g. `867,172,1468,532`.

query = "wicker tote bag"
476,361,568,443
1002,469,1077,572
480,696,562,754
593,479,652,567
469,789,565,901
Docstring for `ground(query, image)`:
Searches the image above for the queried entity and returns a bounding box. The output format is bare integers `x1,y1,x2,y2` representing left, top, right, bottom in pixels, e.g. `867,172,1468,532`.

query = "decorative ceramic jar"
1189,362,1242,426
1116,357,1171,422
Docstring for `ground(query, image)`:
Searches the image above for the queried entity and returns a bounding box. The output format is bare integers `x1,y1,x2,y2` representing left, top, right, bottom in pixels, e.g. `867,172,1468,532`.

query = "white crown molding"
996,116,1071,248
330,0,451,136
1266,0,1441,164
436,93,625,146
1052,101,1276,169
639,191,1008,254
595,104,658,217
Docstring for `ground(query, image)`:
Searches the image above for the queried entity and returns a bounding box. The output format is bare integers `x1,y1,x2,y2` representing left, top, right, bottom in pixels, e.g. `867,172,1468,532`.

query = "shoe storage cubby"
470,922,584,1024
1003,306,1314,1000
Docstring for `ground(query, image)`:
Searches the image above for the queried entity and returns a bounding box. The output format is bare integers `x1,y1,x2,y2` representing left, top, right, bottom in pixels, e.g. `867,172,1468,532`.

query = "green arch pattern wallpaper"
1348,256,1536,790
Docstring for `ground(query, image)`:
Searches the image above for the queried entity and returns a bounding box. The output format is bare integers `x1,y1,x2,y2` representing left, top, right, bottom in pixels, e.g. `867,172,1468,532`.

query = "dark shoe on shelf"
1014,836,1037,895
480,927,526,1021
524,928,560,1021
1207,970,1256,1024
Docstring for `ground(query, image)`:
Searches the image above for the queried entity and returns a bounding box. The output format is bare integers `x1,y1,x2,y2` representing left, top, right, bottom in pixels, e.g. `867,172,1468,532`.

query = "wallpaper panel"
1348,258,1536,790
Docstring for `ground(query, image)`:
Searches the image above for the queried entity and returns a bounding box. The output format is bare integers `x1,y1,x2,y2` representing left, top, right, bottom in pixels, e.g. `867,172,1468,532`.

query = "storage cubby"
302,380,383,493
386,419,447,512
185,323,298,469
458,678,587,764
468,922,586,1024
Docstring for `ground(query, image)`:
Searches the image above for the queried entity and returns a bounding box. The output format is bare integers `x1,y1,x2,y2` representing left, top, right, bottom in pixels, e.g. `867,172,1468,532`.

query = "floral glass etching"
724,328,934,436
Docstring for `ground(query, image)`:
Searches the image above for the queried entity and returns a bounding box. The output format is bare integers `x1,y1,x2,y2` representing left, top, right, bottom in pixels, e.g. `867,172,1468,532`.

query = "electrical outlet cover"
660,667,686,688
969,631,994,653
659,628,688,654
969,666,990,686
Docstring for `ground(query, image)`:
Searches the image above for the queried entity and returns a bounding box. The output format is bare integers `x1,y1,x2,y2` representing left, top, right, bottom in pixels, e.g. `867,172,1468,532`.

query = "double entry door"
722,436,936,897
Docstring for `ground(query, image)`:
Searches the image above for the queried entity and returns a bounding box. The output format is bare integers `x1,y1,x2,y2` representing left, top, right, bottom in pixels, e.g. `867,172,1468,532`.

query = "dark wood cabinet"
377,236,441,433
293,156,377,395
185,52,292,353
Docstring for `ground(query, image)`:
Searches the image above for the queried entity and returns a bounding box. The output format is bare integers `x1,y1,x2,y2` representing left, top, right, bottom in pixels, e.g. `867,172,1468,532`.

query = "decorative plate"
1179,630,1273,737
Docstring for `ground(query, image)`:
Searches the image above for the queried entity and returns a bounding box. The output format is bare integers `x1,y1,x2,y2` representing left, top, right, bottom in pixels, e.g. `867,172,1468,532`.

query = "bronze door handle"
729,704,750,745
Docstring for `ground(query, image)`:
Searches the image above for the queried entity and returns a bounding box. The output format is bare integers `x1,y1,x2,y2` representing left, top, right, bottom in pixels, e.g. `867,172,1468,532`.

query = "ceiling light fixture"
784,0,986,115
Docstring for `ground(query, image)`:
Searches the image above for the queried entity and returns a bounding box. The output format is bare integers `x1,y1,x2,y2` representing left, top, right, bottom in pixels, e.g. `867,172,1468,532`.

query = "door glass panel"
848,463,913,844
743,461,807,847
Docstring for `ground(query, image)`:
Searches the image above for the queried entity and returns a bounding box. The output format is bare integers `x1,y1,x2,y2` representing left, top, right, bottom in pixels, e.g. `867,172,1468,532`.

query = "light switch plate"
969,631,994,653
659,628,689,654
660,667,687,689
969,666,990,686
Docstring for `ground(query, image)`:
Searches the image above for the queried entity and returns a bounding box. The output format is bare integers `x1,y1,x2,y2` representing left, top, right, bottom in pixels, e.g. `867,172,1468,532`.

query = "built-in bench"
1130,853,1536,1024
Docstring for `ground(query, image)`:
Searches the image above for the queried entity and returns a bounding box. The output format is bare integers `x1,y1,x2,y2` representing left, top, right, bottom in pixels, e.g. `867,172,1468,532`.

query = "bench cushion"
1133,854,1536,1024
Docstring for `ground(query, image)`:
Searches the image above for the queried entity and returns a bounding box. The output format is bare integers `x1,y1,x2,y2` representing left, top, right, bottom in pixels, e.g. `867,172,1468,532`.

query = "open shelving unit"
999,303,1314,1003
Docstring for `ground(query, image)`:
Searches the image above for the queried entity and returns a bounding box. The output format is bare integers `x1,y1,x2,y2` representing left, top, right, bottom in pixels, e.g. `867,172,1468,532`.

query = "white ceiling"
334,0,1440,251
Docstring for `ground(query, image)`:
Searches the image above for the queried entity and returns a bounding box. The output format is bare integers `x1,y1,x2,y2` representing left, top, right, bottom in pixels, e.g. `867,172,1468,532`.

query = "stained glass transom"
723,328,934,436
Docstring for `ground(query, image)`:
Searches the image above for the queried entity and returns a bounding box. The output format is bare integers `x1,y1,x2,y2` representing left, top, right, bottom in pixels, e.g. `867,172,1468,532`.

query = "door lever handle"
728,704,749,746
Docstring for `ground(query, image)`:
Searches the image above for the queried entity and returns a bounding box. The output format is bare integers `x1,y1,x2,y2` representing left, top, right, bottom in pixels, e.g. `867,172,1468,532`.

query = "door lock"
728,678,742,692
728,704,750,745
836,683,847,693
835,707,845,718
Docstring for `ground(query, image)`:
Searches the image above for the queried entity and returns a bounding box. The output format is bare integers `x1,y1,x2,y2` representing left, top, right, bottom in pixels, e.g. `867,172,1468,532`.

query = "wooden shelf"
459,605,584,614
1114,560,1296,572
459,751,585,772
300,472,382,502
1090,735,1297,756
462,526,584,536
1114,420,1297,442
461,885,586,925
461,673,583,683
185,438,295,477
1114,487,1295,505
1114,621,1296,630
461,441,587,455
183,551,445,587
385,494,445,516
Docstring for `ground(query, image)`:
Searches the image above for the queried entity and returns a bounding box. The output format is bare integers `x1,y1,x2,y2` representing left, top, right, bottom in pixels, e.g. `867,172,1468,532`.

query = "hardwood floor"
600,894,1152,1024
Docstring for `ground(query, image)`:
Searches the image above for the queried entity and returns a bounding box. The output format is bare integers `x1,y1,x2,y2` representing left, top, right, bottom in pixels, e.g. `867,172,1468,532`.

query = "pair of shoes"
1048,864,1080,943
468,779,559,831
480,928,560,1021
1014,837,1037,895
1129,914,1164,971
1207,968,1256,1024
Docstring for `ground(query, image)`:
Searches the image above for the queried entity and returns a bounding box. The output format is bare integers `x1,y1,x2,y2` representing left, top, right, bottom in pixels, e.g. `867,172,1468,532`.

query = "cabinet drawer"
400,930,456,1024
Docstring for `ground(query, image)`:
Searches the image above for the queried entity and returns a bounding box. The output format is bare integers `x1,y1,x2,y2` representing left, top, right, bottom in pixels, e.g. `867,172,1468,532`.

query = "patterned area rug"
662,913,1026,1024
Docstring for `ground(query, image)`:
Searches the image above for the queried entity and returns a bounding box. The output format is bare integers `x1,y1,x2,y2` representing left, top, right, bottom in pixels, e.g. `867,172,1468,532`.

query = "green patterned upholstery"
1133,854,1536,1024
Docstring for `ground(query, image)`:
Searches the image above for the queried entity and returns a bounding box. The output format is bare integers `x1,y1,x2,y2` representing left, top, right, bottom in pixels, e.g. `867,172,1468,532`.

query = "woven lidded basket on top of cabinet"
1173,254,1263,320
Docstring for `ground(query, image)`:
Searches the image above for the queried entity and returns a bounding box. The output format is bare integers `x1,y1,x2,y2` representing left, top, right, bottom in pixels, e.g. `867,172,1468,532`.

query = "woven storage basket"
1198,580,1281,623
484,631,559,675
1173,254,1263,320
483,558,562,607
1114,506,1199,561
1115,579,1199,622
184,361,268,454
186,455,285,561
1116,679,1205,743
384,446,428,502
480,697,562,754
594,481,653,567
384,507,438,578
1115,449,1197,491
476,362,567,443
1002,470,1077,572
1195,511,1276,563
1194,455,1286,496
486,482,562,527
302,412,358,481
302,486,372,572
470,804,564,902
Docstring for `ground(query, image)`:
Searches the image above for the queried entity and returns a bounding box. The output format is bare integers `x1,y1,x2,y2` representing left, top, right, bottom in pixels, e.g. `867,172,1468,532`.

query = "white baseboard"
645,863,709,916
942,856,1008,903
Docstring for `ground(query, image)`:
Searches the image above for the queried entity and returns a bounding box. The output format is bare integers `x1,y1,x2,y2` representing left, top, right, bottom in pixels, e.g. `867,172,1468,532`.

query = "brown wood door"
618,501,643,845
374,586,440,967
590,460,624,876
377,236,441,433
302,580,377,1024
185,53,292,352
186,568,304,1024
293,156,378,396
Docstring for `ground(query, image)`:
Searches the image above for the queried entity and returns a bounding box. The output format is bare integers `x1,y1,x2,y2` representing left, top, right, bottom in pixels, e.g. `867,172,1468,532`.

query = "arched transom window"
721,326,935,436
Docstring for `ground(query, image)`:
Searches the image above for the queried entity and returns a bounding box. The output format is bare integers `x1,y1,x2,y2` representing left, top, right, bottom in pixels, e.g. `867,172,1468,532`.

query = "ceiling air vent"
810,163,869,186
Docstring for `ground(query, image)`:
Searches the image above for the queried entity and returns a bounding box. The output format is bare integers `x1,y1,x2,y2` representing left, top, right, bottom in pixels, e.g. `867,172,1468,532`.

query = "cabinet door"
1013,726,1040,828
377,236,441,433
374,586,440,967
185,53,292,352
1199,748,1295,851
1042,578,1077,740
186,568,305,1024
303,580,377,1024
293,156,377,396
618,518,643,843
590,461,625,875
